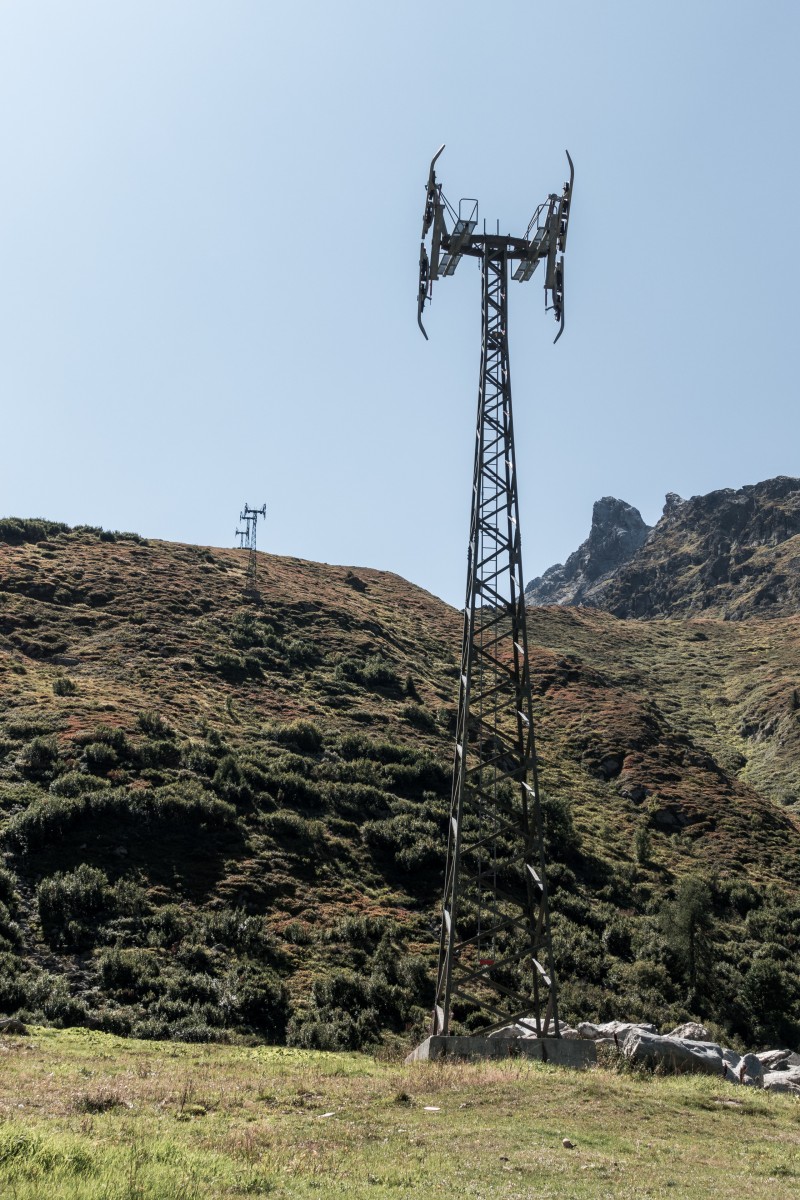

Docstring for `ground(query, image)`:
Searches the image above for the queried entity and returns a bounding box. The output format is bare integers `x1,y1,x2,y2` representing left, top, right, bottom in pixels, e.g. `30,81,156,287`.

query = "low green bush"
0,951,26,1012
81,725,130,753
0,901,21,952
634,821,652,864
5,719,51,740
721,879,762,917
4,782,237,852
0,867,18,910
212,755,253,805
321,780,391,820
146,904,192,948
52,675,78,696
113,877,149,919
230,613,283,651
360,656,401,689
0,517,70,545
22,972,89,1027
259,769,322,810
98,947,162,998
129,1015,170,1040
265,750,312,776
325,914,396,947
170,1017,229,1044
540,792,581,858
174,941,215,973
287,971,379,1051
337,734,416,764
202,907,273,956
49,771,109,798
271,719,324,753
165,968,220,1006
400,702,438,732
181,743,215,775
221,961,290,1038
602,916,633,959
285,638,321,666
137,711,176,739
18,735,60,782
323,757,381,785
237,761,278,804
204,651,258,682
335,656,402,694
263,810,321,843
287,938,421,1051
37,865,113,949
138,739,181,768
281,919,313,945
362,813,444,873
147,782,237,827
82,742,118,774
380,756,449,794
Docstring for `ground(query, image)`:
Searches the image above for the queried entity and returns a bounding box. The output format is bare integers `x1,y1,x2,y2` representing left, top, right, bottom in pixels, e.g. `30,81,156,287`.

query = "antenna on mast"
418,148,573,341
417,149,575,1044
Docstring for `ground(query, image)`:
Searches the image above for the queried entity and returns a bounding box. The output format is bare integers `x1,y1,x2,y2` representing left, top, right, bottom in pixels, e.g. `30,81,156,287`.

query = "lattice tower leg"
431,248,560,1038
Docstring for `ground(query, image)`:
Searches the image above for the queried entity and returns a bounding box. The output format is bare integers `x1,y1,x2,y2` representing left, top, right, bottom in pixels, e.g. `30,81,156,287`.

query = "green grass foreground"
0,1030,798,1198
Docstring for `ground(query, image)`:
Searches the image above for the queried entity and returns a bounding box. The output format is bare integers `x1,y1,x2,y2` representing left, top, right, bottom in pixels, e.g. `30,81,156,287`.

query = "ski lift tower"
235,502,266,593
418,147,574,1042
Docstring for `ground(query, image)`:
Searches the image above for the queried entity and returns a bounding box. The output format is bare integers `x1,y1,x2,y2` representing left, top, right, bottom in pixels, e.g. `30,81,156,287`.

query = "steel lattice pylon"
235,503,266,593
417,147,574,1038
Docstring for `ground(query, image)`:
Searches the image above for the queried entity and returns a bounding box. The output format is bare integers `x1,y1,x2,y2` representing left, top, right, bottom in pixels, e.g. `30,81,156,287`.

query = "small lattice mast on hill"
418,146,574,1038
235,503,266,593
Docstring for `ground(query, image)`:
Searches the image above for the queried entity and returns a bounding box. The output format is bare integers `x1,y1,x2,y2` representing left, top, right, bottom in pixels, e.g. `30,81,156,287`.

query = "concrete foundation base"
405,1035,597,1068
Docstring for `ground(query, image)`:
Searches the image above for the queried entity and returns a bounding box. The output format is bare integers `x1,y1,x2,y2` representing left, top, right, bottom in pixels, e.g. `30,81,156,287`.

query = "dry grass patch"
0,1029,798,1198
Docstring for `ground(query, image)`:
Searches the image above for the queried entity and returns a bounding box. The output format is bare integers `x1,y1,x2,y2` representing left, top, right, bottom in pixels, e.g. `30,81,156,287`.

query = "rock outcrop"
479,1012,800,1092
526,476,800,620
0,1018,28,1036
560,1017,799,1092
525,498,652,607
623,1030,727,1076
763,1066,800,1093
668,1022,714,1041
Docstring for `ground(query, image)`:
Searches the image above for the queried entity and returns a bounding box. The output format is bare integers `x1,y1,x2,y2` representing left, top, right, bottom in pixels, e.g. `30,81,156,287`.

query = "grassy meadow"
0,1027,799,1199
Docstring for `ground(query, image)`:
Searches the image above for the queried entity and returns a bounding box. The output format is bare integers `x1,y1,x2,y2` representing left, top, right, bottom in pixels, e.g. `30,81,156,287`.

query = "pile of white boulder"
492,1017,800,1093
565,1020,800,1093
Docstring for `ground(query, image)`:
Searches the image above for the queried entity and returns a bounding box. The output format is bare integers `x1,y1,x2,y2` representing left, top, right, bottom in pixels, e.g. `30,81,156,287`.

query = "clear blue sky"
1,1,798,606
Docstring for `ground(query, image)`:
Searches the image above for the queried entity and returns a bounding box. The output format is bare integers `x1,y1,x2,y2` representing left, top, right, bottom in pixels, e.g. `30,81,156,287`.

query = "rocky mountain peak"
526,476,800,619
663,492,686,517
524,496,652,607
587,497,652,576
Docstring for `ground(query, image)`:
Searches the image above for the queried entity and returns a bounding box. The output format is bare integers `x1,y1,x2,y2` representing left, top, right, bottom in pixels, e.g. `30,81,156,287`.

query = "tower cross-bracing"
418,146,573,1038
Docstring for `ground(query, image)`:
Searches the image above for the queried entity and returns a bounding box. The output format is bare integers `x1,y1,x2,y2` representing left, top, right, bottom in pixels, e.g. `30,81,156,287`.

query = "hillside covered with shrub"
1,517,800,1050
